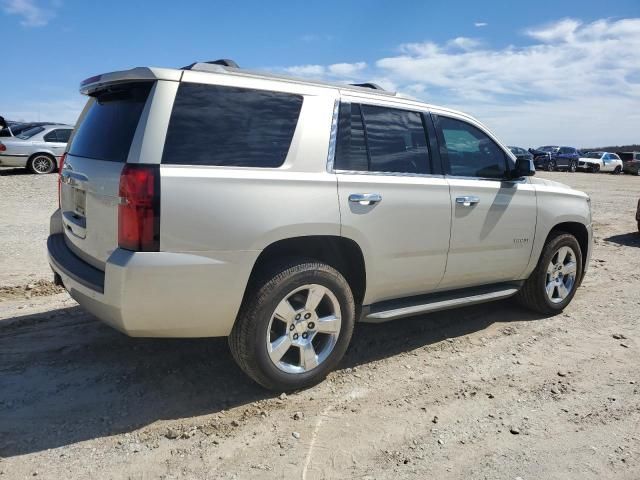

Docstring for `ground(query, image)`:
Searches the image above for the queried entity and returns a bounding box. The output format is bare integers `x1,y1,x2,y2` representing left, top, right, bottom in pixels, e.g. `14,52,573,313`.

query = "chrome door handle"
349,193,382,205
456,195,480,207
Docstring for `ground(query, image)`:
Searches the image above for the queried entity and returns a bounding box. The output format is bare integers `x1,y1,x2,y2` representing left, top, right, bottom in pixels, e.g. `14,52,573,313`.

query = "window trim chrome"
326,99,340,173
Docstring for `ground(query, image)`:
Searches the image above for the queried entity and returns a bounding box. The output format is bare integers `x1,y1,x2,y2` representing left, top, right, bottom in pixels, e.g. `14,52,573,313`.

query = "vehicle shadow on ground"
604,232,640,248
0,167,31,176
0,299,546,457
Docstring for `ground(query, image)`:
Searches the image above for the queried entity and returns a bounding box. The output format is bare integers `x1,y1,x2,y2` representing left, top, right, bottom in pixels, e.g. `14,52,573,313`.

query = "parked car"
0,124,73,173
1,121,68,138
577,152,623,174
531,146,579,172
508,146,534,163
637,198,640,233
619,152,640,175
47,60,593,391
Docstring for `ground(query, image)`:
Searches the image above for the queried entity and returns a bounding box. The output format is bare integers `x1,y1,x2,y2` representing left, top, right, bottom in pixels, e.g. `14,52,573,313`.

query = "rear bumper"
47,211,258,337
0,153,28,167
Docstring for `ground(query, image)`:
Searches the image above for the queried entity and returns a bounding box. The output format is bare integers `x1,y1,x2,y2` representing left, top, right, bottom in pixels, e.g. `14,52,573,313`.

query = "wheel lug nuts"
295,314,301,320
302,332,308,339
308,322,315,329
293,333,299,340
304,313,311,320
289,324,295,331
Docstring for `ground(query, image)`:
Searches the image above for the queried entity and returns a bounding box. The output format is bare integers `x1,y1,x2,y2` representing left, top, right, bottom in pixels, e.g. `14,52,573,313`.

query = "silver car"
0,124,73,174
47,60,592,391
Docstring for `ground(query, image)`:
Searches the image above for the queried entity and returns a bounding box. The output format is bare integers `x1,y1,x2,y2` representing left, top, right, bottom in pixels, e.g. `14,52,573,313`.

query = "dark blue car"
530,146,579,172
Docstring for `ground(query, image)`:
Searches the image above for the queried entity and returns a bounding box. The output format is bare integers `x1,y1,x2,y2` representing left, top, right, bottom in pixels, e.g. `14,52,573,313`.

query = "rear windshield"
17,126,45,139
68,82,152,162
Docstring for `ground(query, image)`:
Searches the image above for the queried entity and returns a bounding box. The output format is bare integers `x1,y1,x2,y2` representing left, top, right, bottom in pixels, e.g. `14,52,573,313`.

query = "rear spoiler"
79,67,182,95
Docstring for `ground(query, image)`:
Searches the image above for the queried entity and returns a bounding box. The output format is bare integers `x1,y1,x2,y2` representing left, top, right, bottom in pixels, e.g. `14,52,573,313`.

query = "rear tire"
515,232,583,315
27,154,56,174
229,259,355,391
613,166,622,174
547,160,556,172
568,160,577,172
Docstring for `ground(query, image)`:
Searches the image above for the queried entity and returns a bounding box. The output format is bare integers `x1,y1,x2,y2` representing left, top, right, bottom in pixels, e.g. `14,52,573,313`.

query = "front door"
433,114,537,289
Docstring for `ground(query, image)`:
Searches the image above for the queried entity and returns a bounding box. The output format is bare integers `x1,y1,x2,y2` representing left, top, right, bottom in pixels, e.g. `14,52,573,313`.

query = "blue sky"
1,0,639,147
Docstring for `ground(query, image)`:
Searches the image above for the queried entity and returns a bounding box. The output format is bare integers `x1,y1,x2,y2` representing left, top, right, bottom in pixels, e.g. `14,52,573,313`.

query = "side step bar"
361,283,521,323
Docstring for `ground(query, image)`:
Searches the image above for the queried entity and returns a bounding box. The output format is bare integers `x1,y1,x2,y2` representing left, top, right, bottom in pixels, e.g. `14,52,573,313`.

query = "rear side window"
69,82,152,162
335,102,431,174
438,116,508,179
334,103,368,171
162,83,303,168
44,129,71,143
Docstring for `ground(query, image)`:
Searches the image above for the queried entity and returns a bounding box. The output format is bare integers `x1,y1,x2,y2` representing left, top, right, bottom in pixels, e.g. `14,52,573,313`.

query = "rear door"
433,113,536,289
60,81,161,269
335,99,451,304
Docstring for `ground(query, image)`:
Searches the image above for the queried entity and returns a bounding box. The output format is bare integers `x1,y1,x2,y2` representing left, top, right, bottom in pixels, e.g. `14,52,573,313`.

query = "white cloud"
283,18,640,146
474,22,488,28
327,62,367,77
1,0,58,27
285,62,367,79
526,18,581,42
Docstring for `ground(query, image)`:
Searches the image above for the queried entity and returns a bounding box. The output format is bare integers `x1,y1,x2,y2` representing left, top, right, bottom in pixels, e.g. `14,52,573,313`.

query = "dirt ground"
1,167,639,479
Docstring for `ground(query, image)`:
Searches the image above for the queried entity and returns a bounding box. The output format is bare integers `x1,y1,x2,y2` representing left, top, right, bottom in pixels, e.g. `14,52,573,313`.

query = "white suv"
48,60,592,390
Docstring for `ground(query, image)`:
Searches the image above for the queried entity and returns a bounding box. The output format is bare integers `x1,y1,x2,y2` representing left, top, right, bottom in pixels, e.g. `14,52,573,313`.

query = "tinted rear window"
162,83,303,167
69,82,152,162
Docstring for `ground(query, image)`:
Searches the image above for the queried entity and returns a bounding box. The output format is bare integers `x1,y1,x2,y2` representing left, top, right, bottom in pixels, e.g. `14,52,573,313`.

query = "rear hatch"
60,81,154,269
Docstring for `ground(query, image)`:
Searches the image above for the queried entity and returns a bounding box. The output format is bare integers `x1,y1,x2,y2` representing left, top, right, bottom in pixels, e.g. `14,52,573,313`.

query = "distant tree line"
581,144,640,152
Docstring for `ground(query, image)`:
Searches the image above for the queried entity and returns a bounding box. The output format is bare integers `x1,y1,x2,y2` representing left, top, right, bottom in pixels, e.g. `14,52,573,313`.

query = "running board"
361,283,521,323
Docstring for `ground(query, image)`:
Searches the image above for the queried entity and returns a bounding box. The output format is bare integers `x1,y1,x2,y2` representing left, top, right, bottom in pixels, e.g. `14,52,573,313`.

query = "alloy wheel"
266,284,342,374
545,246,578,304
31,155,53,174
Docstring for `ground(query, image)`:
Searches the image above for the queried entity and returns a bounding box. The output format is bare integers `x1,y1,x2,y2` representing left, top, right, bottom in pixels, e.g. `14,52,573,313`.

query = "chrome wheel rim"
32,156,52,173
266,284,341,374
545,246,577,304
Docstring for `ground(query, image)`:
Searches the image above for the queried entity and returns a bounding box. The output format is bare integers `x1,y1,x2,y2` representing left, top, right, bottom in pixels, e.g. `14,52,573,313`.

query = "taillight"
58,153,66,208
0,143,6,152
118,164,160,252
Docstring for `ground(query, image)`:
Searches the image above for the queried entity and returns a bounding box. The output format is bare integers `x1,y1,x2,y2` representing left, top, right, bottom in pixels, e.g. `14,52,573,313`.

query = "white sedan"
577,151,623,174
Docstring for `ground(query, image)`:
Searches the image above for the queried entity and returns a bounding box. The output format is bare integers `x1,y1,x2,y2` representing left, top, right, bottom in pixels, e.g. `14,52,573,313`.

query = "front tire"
589,164,600,173
229,259,355,391
27,154,56,174
516,232,583,315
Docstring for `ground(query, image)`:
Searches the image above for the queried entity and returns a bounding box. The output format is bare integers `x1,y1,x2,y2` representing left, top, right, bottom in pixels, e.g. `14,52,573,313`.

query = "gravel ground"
0,169,639,479
0,167,57,287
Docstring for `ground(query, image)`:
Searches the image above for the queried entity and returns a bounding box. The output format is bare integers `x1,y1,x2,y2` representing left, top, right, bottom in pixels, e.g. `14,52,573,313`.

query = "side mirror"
511,158,535,178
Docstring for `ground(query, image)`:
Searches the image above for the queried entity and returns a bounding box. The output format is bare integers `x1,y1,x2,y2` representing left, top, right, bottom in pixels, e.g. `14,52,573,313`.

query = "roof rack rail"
182,59,239,70
350,82,386,91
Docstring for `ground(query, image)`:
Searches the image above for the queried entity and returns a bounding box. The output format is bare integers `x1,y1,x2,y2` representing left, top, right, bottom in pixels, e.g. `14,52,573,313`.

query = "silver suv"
48,60,592,391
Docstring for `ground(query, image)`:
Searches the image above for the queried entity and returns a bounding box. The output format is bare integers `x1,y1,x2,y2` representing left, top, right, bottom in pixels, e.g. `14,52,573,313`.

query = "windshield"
16,126,45,139
584,152,603,159
538,146,559,152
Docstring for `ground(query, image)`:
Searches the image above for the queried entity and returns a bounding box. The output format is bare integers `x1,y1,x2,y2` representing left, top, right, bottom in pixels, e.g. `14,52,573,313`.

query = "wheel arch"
546,222,589,283
243,235,367,309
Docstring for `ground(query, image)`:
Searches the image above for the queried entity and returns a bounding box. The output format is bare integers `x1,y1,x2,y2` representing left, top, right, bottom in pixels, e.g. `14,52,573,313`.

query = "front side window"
438,116,508,179
162,83,303,168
